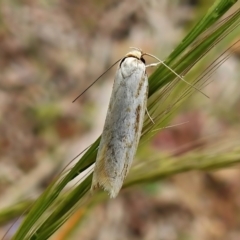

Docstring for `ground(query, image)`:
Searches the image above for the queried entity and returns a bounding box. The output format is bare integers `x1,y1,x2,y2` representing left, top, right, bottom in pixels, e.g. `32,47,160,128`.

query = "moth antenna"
72,58,122,103
143,52,209,99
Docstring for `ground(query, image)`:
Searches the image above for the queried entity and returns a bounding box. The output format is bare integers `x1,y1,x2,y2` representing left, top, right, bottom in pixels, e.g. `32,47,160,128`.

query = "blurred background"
0,0,240,239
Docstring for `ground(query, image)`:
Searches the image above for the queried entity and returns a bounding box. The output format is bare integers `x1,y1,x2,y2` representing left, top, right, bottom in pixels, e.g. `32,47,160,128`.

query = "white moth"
91,49,150,198
90,48,207,198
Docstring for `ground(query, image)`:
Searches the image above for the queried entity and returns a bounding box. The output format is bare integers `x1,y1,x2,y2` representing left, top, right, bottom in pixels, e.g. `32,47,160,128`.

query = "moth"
91,49,154,198
75,48,206,198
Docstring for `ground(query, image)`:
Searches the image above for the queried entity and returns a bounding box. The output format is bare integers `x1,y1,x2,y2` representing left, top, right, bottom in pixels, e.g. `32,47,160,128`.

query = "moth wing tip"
91,178,119,198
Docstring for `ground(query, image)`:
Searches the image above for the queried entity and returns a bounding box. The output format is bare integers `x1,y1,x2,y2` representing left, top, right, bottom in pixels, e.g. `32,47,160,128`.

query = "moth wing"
91,58,148,198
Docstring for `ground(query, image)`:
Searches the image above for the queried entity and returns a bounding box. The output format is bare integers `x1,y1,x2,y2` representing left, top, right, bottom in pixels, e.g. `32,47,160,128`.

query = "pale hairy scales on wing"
91,50,148,198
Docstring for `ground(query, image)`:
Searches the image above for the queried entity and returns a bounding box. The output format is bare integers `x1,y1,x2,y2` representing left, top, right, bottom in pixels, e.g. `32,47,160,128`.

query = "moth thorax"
125,50,143,60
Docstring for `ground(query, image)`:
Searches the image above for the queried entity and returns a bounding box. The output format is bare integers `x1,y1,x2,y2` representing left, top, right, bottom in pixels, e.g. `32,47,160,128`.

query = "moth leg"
146,62,161,68
146,108,155,124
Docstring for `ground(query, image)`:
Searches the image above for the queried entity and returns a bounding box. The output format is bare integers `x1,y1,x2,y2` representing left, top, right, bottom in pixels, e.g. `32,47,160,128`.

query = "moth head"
124,49,146,64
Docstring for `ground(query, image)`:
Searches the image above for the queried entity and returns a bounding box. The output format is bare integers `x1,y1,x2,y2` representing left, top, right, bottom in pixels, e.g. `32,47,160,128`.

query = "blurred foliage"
7,0,240,239
0,0,240,240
